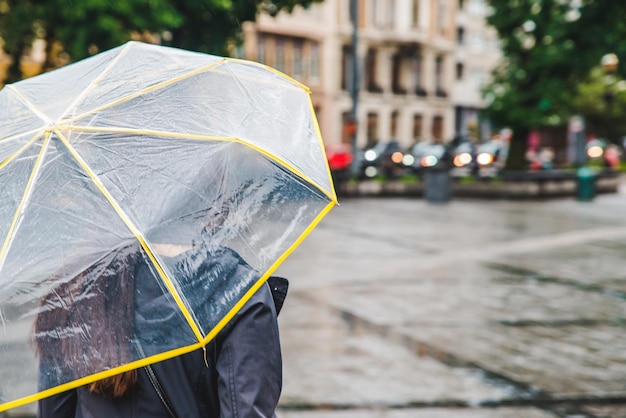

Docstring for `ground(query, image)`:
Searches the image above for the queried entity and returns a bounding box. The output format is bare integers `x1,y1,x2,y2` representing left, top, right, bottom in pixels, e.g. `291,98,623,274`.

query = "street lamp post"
349,0,360,177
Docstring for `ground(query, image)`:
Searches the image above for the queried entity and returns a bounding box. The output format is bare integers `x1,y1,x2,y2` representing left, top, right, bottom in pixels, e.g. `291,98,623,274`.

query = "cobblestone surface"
275,179,626,417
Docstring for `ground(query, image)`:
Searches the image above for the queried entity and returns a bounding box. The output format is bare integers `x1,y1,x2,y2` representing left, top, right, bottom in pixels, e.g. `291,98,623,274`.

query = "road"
274,178,626,418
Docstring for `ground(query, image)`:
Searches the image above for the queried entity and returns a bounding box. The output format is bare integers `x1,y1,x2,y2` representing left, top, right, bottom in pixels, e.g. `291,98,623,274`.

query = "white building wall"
243,0,495,149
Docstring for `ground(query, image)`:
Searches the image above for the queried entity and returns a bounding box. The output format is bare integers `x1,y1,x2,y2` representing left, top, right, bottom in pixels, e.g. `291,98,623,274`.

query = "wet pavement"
274,177,626,418
5,178,626,418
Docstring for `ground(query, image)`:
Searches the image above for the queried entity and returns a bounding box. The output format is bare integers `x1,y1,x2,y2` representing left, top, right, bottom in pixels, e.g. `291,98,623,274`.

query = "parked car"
325,143,354,183
402,141,449,175
475,140,508,177
450,138,477,177
360,140,406,178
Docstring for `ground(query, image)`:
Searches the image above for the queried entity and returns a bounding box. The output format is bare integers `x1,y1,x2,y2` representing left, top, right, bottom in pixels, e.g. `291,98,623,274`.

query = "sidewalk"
274,183,626,418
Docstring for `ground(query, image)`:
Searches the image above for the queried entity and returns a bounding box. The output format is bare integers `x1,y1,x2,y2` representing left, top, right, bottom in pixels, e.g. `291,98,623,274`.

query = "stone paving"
274,178,626,418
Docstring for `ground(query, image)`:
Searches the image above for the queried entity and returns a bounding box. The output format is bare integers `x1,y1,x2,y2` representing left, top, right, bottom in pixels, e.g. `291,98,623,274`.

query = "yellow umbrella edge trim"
0,341,205,413
55,125,335,202
0,199,337,412
202,198,337,345
54,129,205,344
306,93,338,202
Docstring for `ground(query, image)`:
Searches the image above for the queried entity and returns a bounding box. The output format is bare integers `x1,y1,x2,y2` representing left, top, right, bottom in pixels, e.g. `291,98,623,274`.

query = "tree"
163,0,322,56
0,0,321,83
573,66,626,143
483,0,626,170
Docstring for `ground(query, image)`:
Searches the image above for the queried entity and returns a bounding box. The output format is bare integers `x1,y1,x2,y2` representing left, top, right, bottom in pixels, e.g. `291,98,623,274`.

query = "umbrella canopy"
0,41,336,410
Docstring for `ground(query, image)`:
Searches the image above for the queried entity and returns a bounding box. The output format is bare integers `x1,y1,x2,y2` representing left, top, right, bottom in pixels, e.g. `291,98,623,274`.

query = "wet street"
274,178,626,418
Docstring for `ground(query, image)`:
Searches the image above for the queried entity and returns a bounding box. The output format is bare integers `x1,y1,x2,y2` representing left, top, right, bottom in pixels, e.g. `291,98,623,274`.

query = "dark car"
475,140,507,177
402,141,448,175
360,140,406,178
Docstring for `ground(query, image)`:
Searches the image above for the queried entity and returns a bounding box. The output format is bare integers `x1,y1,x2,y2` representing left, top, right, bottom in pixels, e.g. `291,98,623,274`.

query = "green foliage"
573,67,626,143
0,0,322,82
483,0,626,168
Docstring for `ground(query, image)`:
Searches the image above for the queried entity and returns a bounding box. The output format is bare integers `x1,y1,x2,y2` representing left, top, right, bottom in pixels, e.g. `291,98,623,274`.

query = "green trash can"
576,166,596,202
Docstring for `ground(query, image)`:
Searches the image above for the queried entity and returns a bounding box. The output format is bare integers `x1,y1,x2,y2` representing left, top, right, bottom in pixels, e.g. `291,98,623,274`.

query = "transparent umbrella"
0,41,336,411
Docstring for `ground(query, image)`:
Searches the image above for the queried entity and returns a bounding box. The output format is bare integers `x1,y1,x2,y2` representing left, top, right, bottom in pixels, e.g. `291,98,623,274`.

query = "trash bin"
576,166,596,202
424,168,451,203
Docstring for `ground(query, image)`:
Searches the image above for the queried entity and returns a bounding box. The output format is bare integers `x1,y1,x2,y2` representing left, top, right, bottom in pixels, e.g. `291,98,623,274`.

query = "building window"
437,0,447,35
457,27,465,45
366,48,382,93
411,0,420,28
367,0,376,27
435,55,447,97
432,116,444,141
342,111,353,144
387,0,396,30
413,114,423,141
414,54,427,96
391,111,399,139
257,35,266,64
367,112,378,144
341,45,353,91
456,62,464,80
293,40,303,80
392,54,407,94
310,42,319,83
276,38,285,72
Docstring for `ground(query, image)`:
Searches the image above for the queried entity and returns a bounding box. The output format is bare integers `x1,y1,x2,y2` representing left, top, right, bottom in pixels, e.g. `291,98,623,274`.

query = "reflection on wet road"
276,182,626,418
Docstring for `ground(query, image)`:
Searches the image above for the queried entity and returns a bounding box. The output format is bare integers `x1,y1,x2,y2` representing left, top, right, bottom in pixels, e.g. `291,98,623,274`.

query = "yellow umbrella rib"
54,129,205,344
6,85,53,126
0,127,44,143
62,57,310,125
61,59,228,124
0,131,43,170
55,125,232,142
56,42,132,122
0,132,51,273
201,198,336,346
56,124,335,201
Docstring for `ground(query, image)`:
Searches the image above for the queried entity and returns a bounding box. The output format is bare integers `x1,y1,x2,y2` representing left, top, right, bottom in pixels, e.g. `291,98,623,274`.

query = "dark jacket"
38,246,286,418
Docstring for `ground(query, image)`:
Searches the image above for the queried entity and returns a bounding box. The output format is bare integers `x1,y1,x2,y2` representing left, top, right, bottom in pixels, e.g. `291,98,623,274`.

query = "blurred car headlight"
391,151,404,164
587,145,603,159
453,152,472,167
364,150,377,161
421,155,439,167
476,152,493,166
364,166,378,177
402,154,415,166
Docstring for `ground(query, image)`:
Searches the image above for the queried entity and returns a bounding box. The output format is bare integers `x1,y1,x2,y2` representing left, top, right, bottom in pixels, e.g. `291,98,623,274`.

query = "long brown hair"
34,243,141,397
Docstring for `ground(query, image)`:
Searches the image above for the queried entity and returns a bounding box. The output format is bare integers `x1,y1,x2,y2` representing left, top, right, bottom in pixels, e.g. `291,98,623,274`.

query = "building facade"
242,0,500,149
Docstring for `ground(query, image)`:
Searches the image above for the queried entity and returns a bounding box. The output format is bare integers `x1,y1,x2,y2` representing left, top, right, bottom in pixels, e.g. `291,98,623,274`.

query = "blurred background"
2,0,626,417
